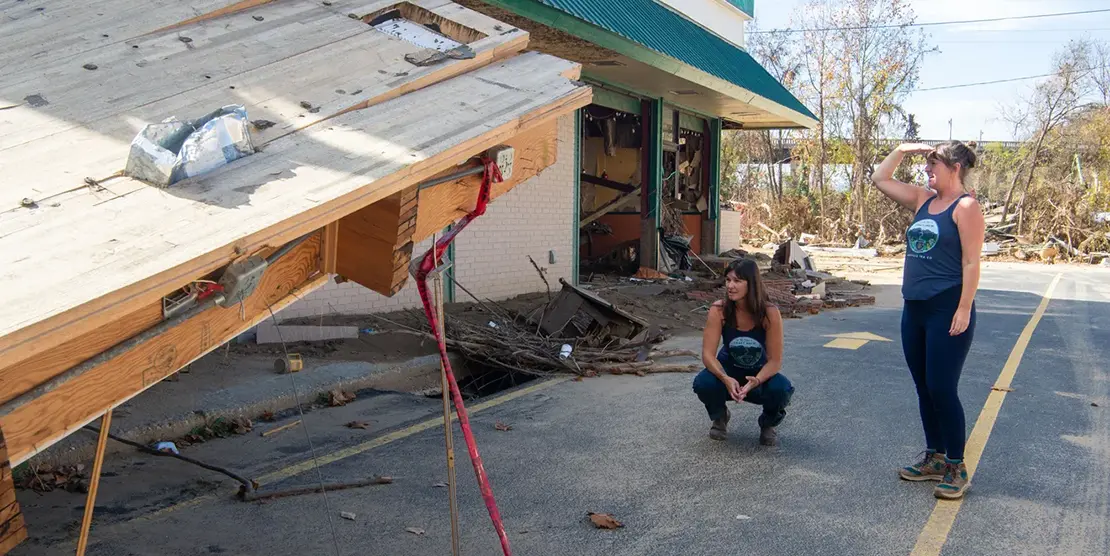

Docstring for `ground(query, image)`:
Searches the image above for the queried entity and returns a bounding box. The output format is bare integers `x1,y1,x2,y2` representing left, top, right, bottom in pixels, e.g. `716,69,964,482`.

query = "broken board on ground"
539,279,649,343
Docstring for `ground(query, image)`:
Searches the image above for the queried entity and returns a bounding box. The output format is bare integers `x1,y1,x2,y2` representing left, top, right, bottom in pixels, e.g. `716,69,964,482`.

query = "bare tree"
796,0,841,236
748,27,802,201
831,0,932,229
1000,40,1095,229
1091,40,1110,105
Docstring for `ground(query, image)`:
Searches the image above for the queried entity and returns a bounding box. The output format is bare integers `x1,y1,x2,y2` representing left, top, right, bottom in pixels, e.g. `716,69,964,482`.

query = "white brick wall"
278,114,576,320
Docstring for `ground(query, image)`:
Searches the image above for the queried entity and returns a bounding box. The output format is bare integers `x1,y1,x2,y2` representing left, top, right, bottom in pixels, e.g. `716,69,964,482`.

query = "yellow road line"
910,273,1062,556
135,377,570,523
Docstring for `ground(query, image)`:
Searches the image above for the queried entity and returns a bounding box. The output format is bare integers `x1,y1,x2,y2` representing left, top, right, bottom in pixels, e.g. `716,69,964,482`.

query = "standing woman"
692,259,793,446
871,141,985,500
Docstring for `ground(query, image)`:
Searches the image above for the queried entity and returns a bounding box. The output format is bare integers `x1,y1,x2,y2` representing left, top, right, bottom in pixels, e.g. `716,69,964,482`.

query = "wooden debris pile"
441,314,699,377
431,280,700,377
975,202,1110,264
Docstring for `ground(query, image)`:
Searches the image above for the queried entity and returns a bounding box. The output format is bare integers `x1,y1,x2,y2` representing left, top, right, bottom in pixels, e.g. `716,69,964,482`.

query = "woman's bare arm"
701,303,729,381
871,143,934,211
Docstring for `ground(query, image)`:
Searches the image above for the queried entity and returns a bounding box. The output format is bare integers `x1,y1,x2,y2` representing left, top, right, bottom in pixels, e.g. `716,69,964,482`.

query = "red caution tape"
415,156,511,556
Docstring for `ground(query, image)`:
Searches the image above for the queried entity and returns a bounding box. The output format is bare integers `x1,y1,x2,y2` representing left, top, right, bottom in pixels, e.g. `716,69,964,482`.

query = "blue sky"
750,0,1110,141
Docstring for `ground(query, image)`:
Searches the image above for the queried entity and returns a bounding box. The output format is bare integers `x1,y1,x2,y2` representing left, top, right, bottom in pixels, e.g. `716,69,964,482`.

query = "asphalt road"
12,264,1110,556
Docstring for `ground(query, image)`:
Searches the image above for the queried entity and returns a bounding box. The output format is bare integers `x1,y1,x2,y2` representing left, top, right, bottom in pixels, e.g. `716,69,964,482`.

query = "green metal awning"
478,0,816,129
725,0,755,18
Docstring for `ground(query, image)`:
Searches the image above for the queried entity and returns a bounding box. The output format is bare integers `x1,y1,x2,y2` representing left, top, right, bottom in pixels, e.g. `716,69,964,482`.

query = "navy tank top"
902,194,968,301
716,319,768,374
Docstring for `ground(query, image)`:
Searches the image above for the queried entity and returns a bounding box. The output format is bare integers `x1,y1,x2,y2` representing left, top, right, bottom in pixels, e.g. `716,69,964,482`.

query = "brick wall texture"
278,114,576,320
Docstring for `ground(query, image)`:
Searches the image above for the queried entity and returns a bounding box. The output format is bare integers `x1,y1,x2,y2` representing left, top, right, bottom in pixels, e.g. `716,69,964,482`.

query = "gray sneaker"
899,451,947,482
709,408,730,441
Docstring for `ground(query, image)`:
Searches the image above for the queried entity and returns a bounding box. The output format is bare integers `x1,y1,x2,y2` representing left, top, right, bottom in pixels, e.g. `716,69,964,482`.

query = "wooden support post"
430,239,461,556
76,410,112,556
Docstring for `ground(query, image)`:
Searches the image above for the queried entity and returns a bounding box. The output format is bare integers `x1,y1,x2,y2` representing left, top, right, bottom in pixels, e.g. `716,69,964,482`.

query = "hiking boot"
934,460,970,499
759,426,778,446
709,408,730,441
900,451,947,482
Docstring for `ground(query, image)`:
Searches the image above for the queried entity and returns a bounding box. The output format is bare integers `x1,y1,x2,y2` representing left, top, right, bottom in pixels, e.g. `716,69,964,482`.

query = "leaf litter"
587,512,623,529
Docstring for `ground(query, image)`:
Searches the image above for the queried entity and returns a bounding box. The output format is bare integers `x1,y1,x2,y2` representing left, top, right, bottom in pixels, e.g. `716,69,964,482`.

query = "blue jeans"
692,368,794,428
901,285,975,461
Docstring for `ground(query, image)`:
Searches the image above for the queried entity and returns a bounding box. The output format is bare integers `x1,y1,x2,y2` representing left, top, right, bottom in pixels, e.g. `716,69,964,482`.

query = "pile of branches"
375,308,701,377
443,316,700,377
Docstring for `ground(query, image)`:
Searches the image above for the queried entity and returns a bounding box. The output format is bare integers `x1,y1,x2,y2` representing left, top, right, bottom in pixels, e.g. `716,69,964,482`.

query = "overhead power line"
914,66,1110,92
751,8,1110,34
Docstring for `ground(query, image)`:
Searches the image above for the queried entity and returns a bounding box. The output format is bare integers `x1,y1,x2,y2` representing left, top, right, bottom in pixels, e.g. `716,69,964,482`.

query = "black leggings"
901,286,976,461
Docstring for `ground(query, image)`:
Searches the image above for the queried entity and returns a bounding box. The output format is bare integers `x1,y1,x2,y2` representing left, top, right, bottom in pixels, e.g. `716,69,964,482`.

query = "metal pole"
433,235,462,556
76,410,112,556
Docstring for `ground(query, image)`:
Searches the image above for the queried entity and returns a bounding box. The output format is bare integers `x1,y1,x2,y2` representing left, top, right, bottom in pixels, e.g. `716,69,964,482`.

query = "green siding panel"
709,118,721,221
724,0,754,17
505,0,812,119
590,87,642,114
649,99,663,218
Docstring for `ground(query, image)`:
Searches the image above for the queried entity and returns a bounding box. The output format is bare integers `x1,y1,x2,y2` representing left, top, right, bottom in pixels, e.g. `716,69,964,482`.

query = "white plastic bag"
125,105,255,186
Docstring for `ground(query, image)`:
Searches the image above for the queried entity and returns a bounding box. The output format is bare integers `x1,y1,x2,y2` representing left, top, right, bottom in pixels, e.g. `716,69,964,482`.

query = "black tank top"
903,194,968,301
716,316,768,373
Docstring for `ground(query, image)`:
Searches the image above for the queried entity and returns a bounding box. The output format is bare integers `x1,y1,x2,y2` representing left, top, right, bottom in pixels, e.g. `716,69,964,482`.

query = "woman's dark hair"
927,140,978,182
723,258,771,329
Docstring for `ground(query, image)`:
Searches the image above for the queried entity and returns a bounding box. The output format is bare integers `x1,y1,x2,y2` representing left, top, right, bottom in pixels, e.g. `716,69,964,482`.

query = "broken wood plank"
0,54,591,380
0,235,330,467
579,189,640,228
413,120,558,242
580,173,636,193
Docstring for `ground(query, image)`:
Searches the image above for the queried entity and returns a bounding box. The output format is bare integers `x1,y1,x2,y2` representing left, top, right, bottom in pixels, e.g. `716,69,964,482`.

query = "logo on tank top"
728,336,765,368
907,219,940,254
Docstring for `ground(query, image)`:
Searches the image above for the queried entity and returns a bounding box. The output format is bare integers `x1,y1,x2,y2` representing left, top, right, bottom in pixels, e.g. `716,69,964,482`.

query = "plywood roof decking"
0,51,591,369
0,0,528,211
0,0,595,364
